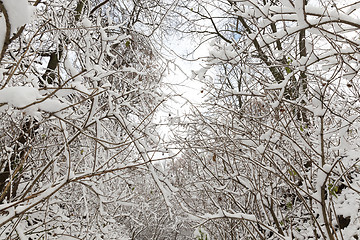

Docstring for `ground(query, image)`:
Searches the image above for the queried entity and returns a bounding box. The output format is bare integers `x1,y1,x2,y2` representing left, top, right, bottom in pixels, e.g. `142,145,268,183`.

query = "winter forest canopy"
0,0,359,239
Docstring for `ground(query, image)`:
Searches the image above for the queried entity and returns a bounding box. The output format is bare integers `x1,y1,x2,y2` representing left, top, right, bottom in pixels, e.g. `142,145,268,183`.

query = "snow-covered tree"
0,0,177,238
2,0,360,239
171,0,360,239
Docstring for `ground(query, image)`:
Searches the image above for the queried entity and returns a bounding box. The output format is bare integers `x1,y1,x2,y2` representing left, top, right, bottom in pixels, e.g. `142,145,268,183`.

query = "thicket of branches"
170,0,360,239
0,0,182,239
0,0,360,239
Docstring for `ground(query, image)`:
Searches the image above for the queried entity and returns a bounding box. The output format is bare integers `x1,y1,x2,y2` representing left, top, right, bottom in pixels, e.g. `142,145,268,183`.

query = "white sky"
156,33,210,124
152,25,214,163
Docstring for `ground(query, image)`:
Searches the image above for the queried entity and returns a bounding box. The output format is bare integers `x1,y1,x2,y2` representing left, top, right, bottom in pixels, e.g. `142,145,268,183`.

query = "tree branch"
0,1,12,63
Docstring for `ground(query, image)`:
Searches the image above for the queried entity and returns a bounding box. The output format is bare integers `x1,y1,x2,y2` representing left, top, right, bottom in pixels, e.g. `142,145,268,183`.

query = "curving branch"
0,1,11,63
